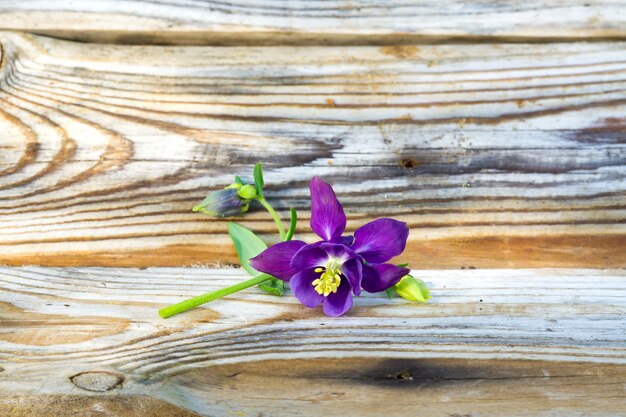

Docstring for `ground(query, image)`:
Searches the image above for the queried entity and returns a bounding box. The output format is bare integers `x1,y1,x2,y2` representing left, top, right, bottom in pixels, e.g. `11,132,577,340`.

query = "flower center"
312,260,342,296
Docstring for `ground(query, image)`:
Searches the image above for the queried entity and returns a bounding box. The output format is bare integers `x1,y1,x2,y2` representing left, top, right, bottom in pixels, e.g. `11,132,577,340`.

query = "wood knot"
400,157,418,169
70,371,124,392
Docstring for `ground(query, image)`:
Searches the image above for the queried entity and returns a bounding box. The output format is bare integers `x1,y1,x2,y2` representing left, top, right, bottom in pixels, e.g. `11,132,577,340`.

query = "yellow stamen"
312,260,342,296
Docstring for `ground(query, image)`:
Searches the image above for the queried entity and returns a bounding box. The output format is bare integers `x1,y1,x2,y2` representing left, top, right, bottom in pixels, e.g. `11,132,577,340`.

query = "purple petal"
351,218,409,263
341,258,362,296
340,235,354,247
249,240,307,281
323,281,353,317
290,269,324,308
290,244,328,270
309,176,347,241
361,263,410,293
319,242,356,262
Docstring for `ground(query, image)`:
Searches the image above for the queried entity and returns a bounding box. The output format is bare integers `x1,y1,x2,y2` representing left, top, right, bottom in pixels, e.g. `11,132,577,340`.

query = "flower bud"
393,275,430,303
192,188,249,218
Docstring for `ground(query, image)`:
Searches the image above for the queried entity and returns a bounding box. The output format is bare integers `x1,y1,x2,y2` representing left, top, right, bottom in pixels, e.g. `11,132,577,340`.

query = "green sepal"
225,183,242,190
253,162,265,198
227,222,267,276
285,208,297,241
385,288,395,299
396,262,410,268
234,175,245,185
393,275,431,303
258,278,285,296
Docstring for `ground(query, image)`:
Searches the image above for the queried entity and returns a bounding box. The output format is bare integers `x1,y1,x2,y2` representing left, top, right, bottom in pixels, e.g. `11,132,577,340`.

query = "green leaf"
253,162,264,198
258,278,285,296
227,222,284,297
227,222,267,276
393,275,431,303
285,208,297,241
234,175,245,185
385,288,395,299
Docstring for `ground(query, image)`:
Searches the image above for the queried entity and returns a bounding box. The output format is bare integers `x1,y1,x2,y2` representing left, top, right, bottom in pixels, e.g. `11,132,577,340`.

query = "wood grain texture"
0,267,624,416
0,1,625,45
0,32,625,268
0,395,202,417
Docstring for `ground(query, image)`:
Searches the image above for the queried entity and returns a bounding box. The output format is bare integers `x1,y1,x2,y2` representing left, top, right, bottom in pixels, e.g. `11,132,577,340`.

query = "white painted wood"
0,1,624,44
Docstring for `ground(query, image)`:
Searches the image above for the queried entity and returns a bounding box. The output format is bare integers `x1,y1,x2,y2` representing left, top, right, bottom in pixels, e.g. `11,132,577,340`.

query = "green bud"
237,184,258,200
393,275,431,303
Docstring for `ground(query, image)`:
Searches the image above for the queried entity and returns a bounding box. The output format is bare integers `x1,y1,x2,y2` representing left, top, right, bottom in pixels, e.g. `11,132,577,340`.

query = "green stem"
257,197,286,240
160,192,290,318
159,274,271,318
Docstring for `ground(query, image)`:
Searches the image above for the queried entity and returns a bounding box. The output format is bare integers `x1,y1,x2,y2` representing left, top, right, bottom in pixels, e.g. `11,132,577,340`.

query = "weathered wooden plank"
0,33,625,268
0,1,625,44
0,267,624,416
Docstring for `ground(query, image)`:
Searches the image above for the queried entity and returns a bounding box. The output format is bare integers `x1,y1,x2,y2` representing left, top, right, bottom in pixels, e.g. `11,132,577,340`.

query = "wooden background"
0,1,625,416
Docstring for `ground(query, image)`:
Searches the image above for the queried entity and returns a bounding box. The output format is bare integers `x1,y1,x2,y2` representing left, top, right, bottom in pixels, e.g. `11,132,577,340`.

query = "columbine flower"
250,176,409,316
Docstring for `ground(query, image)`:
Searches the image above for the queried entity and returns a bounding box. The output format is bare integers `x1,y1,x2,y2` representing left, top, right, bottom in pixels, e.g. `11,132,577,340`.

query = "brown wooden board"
0,267,624,416
0,33,624,268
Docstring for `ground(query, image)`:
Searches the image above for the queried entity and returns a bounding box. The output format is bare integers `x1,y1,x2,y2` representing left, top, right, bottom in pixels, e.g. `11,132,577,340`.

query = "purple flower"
250,177,409,316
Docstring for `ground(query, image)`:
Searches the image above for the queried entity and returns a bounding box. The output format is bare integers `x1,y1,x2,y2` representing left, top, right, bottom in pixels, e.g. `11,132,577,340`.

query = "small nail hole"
395,370,413,380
